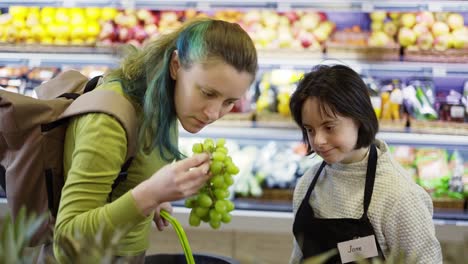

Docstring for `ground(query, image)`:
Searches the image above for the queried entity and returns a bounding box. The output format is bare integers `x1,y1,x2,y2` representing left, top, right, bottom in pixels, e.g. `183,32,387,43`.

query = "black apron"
292,144,385,264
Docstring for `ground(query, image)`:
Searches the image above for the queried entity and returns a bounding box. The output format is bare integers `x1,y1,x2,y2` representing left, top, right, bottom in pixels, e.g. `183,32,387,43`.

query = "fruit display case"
0,1,468,250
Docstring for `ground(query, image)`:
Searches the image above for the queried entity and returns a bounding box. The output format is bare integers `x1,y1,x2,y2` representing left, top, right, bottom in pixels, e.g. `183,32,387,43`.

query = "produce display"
0,4,467,212
184,138,238,229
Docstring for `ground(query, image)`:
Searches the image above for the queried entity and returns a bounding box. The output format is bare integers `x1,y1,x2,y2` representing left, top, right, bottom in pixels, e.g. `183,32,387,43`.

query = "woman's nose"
204,102,221,122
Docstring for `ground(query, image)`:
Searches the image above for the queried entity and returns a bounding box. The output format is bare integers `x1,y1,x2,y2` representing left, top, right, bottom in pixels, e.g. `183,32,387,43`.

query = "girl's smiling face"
301,97,368,164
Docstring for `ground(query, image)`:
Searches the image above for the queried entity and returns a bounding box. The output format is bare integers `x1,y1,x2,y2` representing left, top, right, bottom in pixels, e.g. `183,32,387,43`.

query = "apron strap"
362,144,378,218
304,161,327,201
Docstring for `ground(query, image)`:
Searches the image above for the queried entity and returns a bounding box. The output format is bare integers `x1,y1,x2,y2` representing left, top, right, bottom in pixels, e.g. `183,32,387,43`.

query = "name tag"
337,235,379,263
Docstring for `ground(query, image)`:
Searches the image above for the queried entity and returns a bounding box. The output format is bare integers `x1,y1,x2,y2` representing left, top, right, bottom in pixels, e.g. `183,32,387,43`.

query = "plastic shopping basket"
145,210,239,264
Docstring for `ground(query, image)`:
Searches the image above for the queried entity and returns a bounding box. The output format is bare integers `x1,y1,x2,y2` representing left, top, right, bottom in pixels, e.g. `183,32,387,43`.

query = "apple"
284,11,299,24
447,13,465,31
118,26,134,42
297,30,317,48
368,31,391,47
371,21,383,32
132,25,148,42
370,11,387,22
433,34,453,51
99,21,117,41
136,9,152,22
435,12,449,22
398,27,417,47
451,28,468,48
389,12,401,22
412,23,429,37
262,11,280,27
278,27,294,48
400,13,416,28
144,23,158,36
300,13,320,31
313,25,333,43
383,21,398,36
185,9,198,20
243,10,261,26
416,11,435,27
416,32,434,50
432,21,450,37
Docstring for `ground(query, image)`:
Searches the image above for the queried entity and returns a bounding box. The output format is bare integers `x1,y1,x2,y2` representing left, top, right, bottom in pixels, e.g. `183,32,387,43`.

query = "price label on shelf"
361,3,374,12
277,2,292,12
63,0,76,7
428,3,443,12
433,67,447,77
196,2,210,11
120,0,136,9
28,58,41,68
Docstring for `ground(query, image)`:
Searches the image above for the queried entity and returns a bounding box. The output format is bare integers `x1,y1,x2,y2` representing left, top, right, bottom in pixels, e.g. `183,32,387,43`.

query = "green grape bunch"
184,138,239,229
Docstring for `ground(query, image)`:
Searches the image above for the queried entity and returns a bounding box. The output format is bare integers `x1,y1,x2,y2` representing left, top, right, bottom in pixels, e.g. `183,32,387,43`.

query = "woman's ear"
169,50,179,80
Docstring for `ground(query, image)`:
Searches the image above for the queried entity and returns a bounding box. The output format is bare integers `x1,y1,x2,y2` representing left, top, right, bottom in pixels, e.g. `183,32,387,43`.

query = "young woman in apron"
288,65,442,264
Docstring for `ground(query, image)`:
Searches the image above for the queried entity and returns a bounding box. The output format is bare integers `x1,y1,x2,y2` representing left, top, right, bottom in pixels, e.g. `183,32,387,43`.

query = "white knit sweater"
290,139,442,264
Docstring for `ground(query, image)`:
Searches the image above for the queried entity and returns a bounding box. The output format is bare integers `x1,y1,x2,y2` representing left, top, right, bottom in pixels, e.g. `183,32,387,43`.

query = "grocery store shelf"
0,198,466,241
1,48,468,77
0,52,118,67
3,0,468,12
259,52,468,77
181,125,468,149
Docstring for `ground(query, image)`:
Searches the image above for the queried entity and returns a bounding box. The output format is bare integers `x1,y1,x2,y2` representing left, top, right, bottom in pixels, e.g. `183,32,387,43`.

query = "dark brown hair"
289,64,378,155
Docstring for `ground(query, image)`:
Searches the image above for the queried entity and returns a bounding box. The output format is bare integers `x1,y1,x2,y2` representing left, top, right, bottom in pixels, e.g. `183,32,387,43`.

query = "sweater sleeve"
54,113,146,243
383,188,442,263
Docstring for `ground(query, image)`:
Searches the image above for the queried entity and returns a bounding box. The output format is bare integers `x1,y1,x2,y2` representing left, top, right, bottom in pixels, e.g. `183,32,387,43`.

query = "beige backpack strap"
59,89,138,159
35,70,89,100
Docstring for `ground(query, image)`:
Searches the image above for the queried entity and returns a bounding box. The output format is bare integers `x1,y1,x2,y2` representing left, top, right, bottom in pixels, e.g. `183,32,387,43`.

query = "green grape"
187,138,239,229
189,211,201,227
223,174,234,186
225,200,235,212
214,200,227,214
203,138,215,152
216,146,228,154
209,209,222,221
212,151,226,162
197,193,213,208
201,214,210,223
184,197,197,208
192,143,203,154
214,189,228,200
194,207,209,217
210,161,223,174
221,213,232,223
209,219,221,229
216,138,226,147
211,175,225,189
226,164,239,175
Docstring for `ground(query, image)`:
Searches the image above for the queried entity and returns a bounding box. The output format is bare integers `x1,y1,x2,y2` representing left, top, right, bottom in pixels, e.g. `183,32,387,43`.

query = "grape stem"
160,210,195,264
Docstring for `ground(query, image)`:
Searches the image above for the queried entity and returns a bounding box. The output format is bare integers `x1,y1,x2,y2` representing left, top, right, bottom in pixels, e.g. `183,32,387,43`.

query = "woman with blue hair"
52,18,258,263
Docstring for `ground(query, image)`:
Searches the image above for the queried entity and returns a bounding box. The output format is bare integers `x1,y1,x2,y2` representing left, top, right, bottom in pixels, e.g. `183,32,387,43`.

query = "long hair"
106,18,258,161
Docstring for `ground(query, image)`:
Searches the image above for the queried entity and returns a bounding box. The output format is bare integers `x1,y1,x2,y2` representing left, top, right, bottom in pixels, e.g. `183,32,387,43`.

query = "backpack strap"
59,89,138,160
